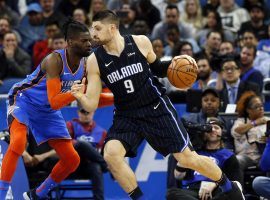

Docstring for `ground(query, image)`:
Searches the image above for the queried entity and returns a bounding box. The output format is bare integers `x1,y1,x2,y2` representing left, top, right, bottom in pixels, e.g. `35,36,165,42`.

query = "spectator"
239,2,268,41
39,0,67,28
217,0,250,34
151,39,169,61
0,0,20,27
196,10,234,48
202,0,220,16
192,56,216,90
182,88,233,150
218,56,260,112
181,0,205,32
17,3,46,55
231,91,269,181
107,0,129,12
0,17,21,47
152,0,185,20
252,133,270,199
167,117,242,200
66,108,108,200
164,24,200,56
151,4,195,45
195,30,222,61
58,0,91,17
136,0,161,32
73,8,90,26
118,3,137,35
219,41,235,55
239,30,258,48
88,0,107,24
51,32,67,50
32,20,60,69
0,31,31,94
240,45,264,91
132,18,150,37
172,41,194,57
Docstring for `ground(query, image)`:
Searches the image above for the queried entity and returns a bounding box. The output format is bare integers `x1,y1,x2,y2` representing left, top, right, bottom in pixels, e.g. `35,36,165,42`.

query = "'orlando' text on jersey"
94,35,166,111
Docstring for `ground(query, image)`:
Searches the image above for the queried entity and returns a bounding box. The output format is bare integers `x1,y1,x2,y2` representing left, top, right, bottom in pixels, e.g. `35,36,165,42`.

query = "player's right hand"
71,77,86,99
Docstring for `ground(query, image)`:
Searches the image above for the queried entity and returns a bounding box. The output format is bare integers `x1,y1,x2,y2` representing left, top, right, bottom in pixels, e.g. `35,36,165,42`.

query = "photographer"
167,118,242,200
182,88,232,150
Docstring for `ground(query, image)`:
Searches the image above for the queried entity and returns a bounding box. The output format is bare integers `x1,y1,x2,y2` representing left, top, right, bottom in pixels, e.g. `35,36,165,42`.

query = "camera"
210,53,239,72
181,119,212,150
182,119,212,134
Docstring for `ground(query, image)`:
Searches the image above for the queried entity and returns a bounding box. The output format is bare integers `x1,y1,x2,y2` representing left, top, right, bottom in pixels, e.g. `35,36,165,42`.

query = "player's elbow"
49,101,61,110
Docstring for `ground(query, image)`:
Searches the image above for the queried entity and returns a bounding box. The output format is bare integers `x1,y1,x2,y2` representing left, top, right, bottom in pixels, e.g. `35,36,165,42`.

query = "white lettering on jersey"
107,63,143,83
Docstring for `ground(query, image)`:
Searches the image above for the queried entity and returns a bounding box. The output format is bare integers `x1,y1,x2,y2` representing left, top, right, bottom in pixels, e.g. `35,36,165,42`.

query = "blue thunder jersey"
182,148,234,186
7,49,86,144
8,49,85,107
94,35,166,111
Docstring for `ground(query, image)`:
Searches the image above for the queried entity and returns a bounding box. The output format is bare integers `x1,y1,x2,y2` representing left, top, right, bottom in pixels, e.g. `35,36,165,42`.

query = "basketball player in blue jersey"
0,19,92,200
72,10,245,200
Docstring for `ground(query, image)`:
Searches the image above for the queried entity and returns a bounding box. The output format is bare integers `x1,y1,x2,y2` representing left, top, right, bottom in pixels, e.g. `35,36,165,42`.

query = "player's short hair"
62,18,89,41
92,10,119,28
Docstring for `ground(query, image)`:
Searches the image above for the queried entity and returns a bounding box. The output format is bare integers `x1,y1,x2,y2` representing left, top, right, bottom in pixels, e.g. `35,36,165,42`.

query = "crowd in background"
1,0,270,199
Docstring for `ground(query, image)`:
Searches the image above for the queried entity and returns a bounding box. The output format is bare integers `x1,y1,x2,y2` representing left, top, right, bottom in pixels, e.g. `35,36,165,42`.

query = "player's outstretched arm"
71,53,102,112
44,52,76,110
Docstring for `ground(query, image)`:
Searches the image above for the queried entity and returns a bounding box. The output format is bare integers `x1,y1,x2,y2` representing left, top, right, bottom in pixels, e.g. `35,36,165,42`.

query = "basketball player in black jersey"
71,10,245,200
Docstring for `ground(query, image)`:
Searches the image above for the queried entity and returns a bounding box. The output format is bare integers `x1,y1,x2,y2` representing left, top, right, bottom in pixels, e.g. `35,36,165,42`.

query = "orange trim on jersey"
64,49,82,75
53,51,64,75
10,69,46,107
47,78,75,110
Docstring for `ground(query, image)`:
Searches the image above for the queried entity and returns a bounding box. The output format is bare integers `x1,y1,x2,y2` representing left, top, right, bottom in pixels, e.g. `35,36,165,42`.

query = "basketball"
167,56,198,89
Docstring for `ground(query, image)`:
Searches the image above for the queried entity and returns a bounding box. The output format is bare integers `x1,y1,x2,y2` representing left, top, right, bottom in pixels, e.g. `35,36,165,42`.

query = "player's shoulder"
41,51,62,67
131,35,152,50
132,35,151,44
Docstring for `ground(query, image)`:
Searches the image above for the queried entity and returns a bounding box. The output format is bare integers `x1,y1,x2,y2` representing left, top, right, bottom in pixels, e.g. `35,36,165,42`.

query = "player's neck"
66,48,81,70
103,33,124,57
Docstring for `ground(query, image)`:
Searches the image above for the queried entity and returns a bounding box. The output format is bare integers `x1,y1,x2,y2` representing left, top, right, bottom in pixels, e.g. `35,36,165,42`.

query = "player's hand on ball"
172,55,198,70
71,77,86,99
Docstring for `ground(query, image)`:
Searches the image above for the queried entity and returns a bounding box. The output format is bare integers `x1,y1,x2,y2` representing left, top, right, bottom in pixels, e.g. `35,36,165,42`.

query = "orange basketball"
167,56,198,89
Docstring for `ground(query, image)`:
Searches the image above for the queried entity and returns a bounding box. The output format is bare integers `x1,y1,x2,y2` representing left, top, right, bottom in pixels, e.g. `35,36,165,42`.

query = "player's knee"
104,148,123,169
173,150,199,169
9,135,26,155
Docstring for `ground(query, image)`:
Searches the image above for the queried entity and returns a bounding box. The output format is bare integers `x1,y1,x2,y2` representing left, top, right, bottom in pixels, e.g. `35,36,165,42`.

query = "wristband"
251,120,256,127
175,165,188,172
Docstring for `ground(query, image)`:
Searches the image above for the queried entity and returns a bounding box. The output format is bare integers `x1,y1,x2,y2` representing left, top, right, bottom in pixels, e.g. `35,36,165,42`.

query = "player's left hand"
172,55,198,70
71,77,86,99
199,181,216,200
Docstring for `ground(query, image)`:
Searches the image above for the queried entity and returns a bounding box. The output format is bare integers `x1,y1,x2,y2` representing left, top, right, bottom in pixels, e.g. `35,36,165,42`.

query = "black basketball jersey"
94,35,166,111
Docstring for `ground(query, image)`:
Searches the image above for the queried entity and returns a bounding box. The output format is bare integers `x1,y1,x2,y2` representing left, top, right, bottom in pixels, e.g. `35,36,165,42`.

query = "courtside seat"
243,165,266,200
262,78,270,102
51,179,94,200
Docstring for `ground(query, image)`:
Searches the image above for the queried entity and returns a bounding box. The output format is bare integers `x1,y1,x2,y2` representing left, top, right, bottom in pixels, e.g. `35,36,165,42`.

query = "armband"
175,165,188,172
149,58,171,78
251,120,257,127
